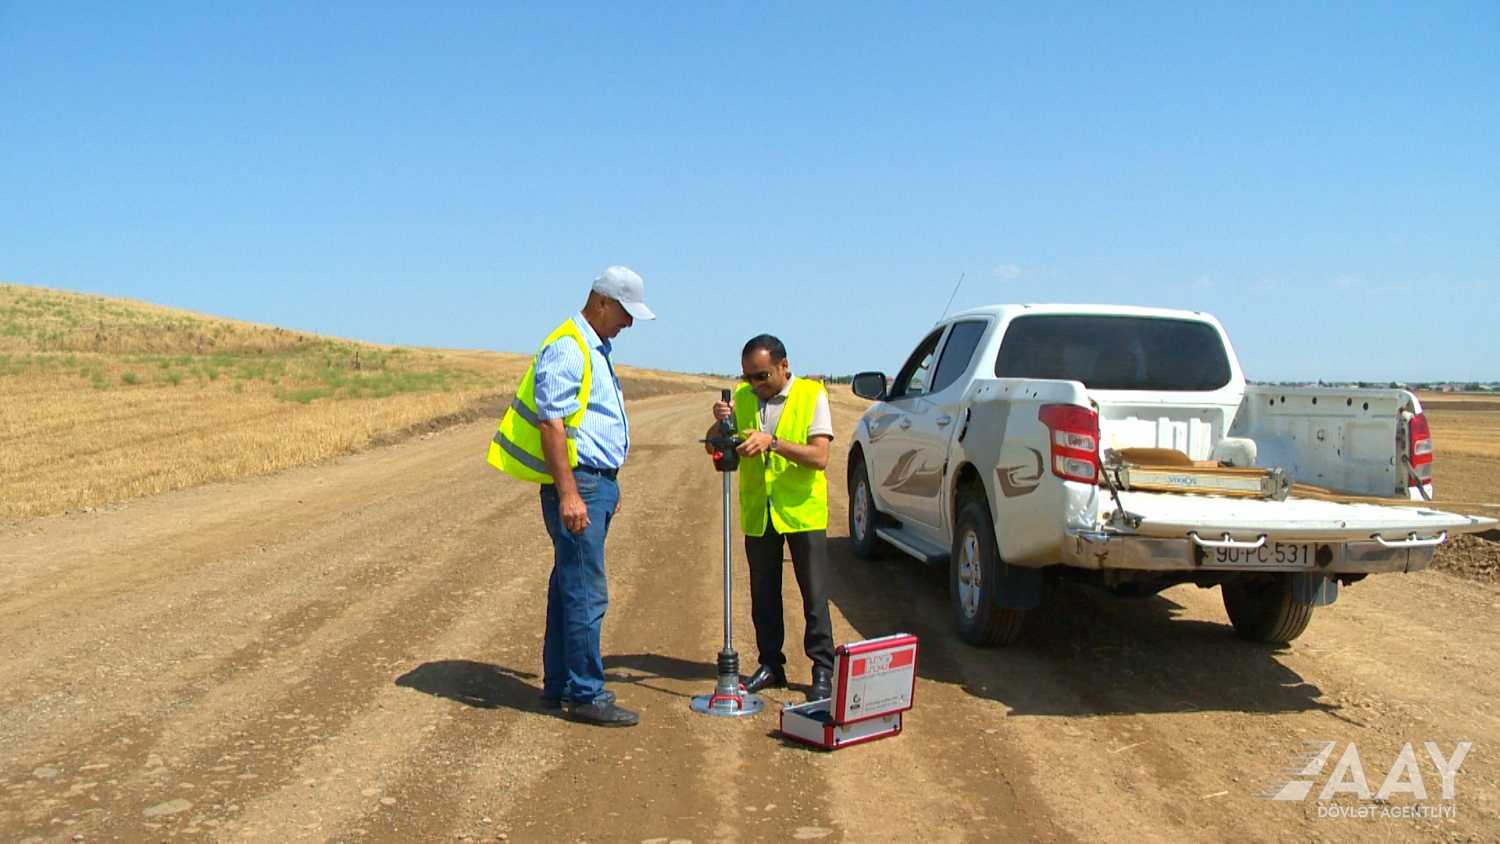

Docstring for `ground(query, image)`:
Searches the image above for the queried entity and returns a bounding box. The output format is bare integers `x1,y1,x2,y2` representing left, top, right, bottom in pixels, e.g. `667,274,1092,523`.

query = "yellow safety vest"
733,378,829,537
487,318,594,484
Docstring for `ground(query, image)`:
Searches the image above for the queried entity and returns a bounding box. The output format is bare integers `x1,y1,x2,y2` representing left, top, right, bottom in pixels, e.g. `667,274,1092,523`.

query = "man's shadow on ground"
394,660,543,710
395,653,719,711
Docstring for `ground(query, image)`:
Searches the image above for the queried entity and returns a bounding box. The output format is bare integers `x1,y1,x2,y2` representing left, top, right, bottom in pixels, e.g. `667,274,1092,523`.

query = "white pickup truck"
847,304,1495,646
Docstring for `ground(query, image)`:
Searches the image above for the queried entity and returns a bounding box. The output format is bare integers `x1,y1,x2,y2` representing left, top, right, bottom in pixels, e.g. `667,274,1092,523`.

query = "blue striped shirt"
532,313,630,470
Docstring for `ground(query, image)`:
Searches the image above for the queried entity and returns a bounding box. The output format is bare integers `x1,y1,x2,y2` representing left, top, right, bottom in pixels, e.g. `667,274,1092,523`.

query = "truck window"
890,328,944,399
929,320,987,394
993,315,1232,391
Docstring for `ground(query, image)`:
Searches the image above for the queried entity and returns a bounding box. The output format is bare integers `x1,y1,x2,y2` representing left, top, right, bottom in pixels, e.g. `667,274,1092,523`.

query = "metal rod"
722,470,733,650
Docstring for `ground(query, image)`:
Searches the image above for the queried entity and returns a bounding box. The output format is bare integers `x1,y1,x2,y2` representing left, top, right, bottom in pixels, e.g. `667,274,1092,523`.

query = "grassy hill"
0,283,511,400
0,283,713,521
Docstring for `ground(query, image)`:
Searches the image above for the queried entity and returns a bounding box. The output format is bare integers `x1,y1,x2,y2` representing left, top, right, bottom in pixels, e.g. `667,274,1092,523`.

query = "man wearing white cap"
487,265,656,726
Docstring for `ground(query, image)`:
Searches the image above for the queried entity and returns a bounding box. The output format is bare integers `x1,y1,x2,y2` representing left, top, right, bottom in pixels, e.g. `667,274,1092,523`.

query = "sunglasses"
742,370,774,383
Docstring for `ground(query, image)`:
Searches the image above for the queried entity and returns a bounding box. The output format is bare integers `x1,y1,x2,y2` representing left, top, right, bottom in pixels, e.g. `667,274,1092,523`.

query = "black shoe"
744,664,788,693
809,667,833,701
568,700,639,727
540,690,615,711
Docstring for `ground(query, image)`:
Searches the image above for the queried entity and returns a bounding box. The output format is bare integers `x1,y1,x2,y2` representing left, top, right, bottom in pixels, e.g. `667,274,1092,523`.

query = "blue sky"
2,3,1496,381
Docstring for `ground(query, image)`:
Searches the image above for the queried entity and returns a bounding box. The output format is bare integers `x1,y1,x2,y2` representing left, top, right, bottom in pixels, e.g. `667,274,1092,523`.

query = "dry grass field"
1424,410,1500,461
0,283,715,521
1420,390,1500,464
1414,394,1500,520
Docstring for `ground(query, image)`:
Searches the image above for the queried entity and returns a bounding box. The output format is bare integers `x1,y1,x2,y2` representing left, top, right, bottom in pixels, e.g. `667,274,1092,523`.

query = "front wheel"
950,497,1026,646
849,458,884,559
1222,574,1314,644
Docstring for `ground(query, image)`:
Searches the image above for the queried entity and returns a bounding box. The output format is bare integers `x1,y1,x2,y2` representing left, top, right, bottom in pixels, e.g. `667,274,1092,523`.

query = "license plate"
1210,543,1316,567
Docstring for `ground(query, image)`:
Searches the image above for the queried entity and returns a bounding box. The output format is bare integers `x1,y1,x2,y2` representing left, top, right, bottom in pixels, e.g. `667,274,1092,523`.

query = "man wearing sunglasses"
704,335,836,701
488,265,655,726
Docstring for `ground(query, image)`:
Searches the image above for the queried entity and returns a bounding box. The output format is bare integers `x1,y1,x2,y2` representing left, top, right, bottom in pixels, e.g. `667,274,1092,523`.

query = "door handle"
936,415,953,428
898,417,912,430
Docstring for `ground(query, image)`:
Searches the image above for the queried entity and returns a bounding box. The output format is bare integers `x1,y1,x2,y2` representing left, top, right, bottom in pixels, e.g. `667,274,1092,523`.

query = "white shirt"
755,374,834,441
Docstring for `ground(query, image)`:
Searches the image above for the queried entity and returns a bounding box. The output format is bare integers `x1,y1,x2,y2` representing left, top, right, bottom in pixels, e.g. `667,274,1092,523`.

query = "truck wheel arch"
848,442,867,485
950,461,988,541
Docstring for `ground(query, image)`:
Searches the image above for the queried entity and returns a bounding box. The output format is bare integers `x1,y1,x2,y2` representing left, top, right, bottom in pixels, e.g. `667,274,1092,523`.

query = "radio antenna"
937,272,965,323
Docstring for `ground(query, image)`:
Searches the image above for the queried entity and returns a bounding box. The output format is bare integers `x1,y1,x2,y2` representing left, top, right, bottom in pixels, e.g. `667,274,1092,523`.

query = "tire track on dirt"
0,434,534,770
0,425,539,837
210,492,562,841
0,433,464,623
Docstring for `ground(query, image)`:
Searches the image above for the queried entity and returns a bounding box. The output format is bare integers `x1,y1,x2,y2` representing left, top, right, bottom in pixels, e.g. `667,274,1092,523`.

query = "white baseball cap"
592,265,656,321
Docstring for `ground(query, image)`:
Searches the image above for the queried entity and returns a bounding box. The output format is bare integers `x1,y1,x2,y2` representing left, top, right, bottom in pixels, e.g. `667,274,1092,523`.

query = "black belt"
575,464,619,480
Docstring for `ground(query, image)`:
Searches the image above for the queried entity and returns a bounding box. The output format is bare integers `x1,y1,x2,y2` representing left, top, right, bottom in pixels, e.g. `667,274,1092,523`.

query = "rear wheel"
950,497,1026,646
1222,574,1314,644
848,458,884,559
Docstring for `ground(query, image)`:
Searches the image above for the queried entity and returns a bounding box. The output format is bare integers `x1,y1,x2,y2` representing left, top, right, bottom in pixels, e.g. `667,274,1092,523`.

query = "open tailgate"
1113,491,1497,543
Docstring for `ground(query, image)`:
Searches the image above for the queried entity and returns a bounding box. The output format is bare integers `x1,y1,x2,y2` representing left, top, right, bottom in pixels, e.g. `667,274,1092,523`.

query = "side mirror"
851,371,888,401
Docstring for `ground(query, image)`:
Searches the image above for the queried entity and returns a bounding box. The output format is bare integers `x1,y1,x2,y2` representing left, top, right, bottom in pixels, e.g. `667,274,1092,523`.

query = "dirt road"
3,392,1497,842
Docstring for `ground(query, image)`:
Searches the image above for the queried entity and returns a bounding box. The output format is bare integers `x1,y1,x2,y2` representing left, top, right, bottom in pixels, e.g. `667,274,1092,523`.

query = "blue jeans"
539,469,618,704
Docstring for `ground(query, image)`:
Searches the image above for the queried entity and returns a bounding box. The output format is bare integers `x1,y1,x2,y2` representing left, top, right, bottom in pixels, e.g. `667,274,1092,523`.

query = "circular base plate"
690,691,765,717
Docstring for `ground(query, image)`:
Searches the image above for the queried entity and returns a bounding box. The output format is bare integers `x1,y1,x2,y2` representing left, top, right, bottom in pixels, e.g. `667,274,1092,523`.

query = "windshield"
993,315,1232,391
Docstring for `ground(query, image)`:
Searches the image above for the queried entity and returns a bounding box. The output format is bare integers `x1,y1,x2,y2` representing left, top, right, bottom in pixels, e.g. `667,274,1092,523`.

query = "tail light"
1039,404,1100,484
1407,412,1433,488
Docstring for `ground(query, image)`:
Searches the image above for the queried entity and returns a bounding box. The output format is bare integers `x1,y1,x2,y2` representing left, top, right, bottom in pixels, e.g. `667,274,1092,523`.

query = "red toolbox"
778,633,919,750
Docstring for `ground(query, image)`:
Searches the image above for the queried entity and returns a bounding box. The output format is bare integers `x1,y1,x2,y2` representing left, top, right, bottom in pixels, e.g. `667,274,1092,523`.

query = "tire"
1221,574,1314,644
848,457,884,560
950,497,1026,646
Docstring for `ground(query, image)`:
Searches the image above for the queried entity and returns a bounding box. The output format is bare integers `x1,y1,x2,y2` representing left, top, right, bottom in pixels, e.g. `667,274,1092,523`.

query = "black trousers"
745,520,835,674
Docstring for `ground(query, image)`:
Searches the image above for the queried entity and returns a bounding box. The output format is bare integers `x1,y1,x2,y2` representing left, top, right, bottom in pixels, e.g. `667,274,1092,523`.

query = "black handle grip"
718,388,736,438
710,387,743,472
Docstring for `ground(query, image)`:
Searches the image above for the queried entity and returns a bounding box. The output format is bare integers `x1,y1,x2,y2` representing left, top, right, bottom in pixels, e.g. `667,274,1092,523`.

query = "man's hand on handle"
705,399,736,456
706,396,774,459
